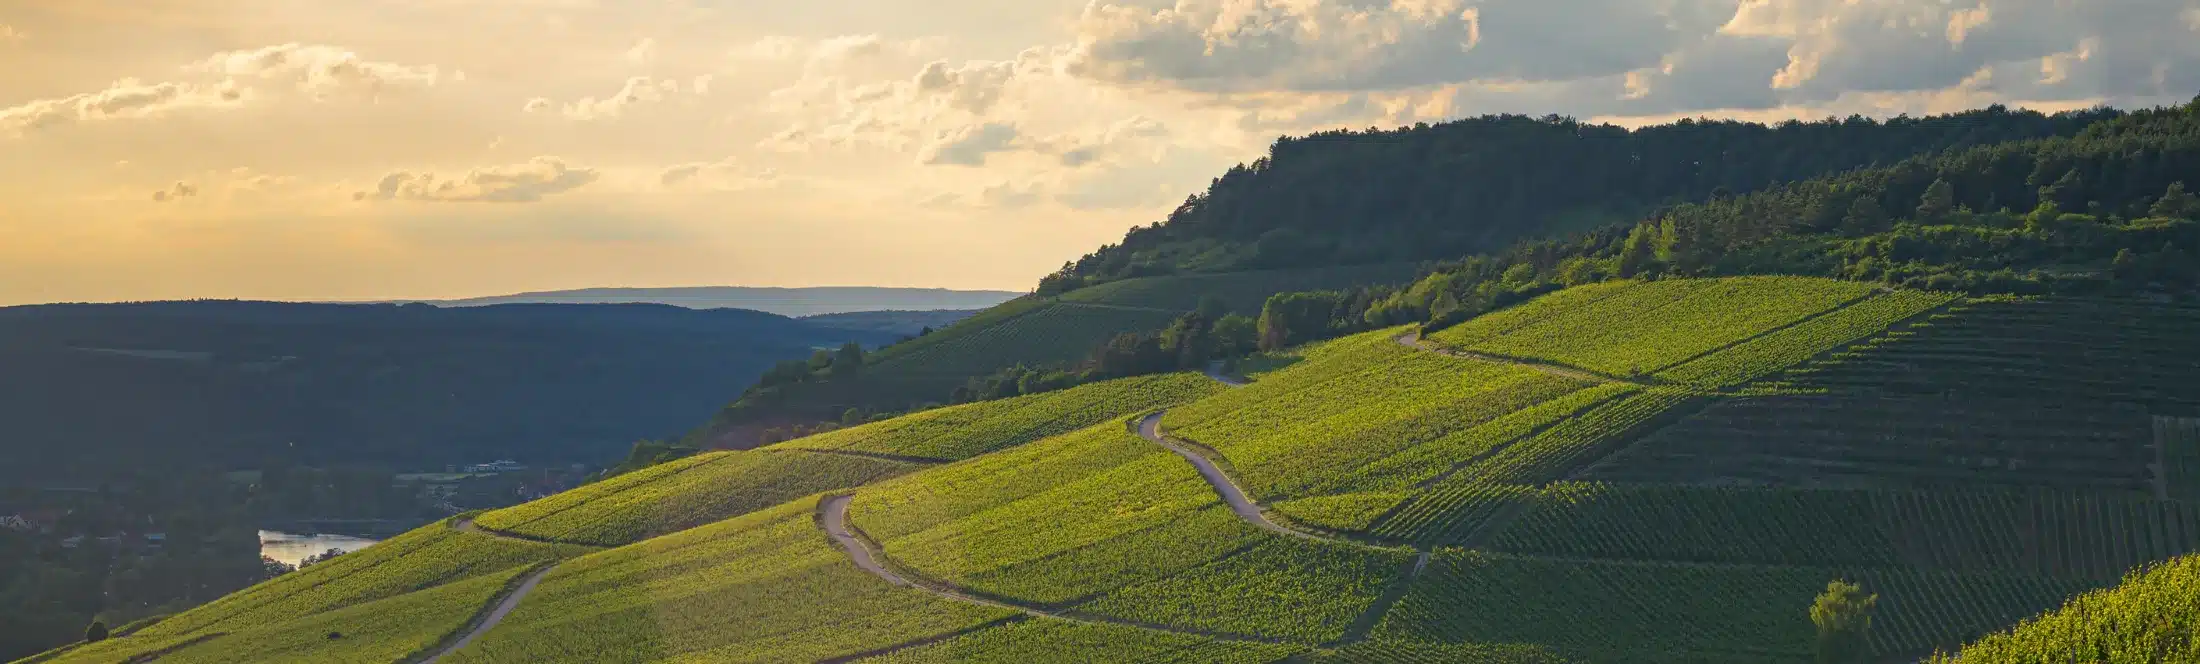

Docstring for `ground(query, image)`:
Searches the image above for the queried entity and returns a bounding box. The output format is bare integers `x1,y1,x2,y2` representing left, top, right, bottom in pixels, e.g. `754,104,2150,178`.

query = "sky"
4,0,2199,305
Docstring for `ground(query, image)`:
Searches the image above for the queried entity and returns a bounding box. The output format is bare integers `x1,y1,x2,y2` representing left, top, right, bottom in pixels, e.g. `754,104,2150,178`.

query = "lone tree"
84,619,109,643
1812,579,1879,664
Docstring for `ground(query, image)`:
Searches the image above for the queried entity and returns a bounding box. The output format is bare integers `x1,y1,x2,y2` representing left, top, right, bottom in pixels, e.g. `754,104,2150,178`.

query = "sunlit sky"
4,0,2197,305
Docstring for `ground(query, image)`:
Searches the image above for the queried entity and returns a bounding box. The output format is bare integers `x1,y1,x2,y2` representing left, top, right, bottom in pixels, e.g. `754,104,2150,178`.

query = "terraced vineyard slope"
704,265,1420,442
97,277,2200,664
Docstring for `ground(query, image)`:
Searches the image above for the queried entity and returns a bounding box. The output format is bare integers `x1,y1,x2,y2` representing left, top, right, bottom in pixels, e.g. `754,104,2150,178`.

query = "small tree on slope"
1812,579,1879,664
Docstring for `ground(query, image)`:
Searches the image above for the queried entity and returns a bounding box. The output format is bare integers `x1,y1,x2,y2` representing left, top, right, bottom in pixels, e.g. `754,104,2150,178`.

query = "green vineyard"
476,450,920,546
45,519,565,664
774,373,1223,461
124,275,2200,663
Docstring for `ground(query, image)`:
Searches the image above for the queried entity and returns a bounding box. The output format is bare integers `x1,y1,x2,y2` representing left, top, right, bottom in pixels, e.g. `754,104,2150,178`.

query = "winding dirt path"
818,495,919,588
1134,413,1321,542
416,544,554,663
813,495,1297,645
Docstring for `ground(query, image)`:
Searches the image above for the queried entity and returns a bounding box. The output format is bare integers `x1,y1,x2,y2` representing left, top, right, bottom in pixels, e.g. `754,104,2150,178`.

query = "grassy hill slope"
704,264,1418,443
83,276,2200,664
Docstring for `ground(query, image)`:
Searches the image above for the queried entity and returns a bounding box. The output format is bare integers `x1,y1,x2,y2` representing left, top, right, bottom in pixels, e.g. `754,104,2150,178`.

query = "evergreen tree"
2152,181,2198,218
84,620,108,643
1916,178,1956,221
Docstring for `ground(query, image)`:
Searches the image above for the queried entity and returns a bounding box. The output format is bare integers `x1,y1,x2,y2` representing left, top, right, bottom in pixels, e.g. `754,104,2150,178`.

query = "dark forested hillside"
1041,105,2123,292
1335,99,2200,338
0,301,889,481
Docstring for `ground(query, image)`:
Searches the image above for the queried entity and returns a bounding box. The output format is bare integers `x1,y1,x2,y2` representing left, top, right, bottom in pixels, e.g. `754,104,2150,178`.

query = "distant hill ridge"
406,286,1022,317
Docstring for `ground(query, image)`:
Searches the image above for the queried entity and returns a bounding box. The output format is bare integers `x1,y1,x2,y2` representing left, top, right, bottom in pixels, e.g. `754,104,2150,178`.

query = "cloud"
528,76,684,120
625,38,657,65
0,78,246,136
919,122,1022,166
914,60,1021,113
353,157,600,203
739,34,924,66
1054,116,1169,167
194,43,443,97
980,180,1044,208
1062,0,1691,93
150,181,199,202
0,24,24,43
658,157,778,191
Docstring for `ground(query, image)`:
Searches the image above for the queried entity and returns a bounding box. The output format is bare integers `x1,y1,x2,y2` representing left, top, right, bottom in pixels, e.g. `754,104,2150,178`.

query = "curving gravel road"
818,495,914,587
1134,412,1316,541
417,557,553,663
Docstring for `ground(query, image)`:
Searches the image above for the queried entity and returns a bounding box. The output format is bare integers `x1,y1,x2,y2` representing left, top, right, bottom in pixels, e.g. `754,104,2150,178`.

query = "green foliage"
774,373,1222,461
1306,639,1571,663
851,425,1259,604
477,450,920,546
1046,106,2117,289
1492,485,2200,578
148,565,536,664
440,499,1013,664
1273,492,1412,533
1370,483,1537,547
1605,297,2200,490
853,620,1302,663
53,521,560,663
1448,277,1876,379
1447,388,1698,486
1812,580,1878,664
1656,288,1957,387
1057,264,1421,313
1929,555,2200,663
590,440,701,480
1163,330,1588,504
1375,551,2085,661
1075,539,1410,643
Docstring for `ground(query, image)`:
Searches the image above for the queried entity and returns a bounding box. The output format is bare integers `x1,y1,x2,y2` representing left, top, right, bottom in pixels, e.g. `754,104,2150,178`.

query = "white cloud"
2039,38,2099,85
625,38,658,65
919,122,1022,166
194,43,443,97
0,78,246,137
529,76,684,120
1063,0,1690,93
353,157,600,203
658,157,777,191
0,23,25,43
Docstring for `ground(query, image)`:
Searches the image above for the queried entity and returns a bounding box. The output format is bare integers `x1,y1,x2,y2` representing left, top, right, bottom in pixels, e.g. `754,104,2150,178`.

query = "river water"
258,530,381,566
